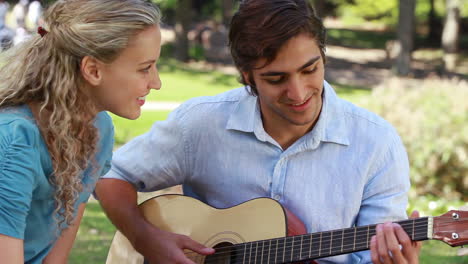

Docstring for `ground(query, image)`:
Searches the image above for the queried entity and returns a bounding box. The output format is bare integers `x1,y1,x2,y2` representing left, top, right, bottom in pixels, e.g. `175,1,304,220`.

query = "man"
96,0,421,263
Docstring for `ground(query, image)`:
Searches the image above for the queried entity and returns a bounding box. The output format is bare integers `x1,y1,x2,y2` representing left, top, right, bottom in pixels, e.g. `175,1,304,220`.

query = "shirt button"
274,195,281,200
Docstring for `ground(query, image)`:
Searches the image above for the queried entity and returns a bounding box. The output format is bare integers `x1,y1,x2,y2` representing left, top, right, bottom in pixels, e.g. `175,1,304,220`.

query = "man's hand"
370,211,422,264
134,223,214,264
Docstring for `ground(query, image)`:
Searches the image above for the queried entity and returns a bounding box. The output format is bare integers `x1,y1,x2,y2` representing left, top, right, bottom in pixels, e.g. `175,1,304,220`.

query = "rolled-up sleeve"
102,109,189,192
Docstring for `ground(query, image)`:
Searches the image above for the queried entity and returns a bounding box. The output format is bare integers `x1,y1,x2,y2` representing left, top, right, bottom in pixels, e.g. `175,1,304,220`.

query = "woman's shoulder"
0,105,40,147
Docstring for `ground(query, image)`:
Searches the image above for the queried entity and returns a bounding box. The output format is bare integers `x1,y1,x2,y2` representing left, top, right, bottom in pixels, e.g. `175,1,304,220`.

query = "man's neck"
263,116,315,150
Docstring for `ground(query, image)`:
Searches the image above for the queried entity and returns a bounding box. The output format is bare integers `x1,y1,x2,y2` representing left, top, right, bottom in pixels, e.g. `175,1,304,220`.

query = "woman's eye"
141,65,152,72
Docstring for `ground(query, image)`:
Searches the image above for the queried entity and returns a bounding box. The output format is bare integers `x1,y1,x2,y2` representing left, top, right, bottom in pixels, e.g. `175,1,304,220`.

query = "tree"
313,0,326,18
441,0,460,72
221,0,233,27
174,0,192,62
394,0,416,76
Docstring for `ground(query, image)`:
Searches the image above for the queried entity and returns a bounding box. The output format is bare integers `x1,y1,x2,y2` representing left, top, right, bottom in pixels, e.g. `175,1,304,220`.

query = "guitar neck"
233,217,431,263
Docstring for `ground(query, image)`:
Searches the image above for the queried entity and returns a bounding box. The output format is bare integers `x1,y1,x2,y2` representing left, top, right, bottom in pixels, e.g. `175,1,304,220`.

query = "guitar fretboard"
214,217,429,264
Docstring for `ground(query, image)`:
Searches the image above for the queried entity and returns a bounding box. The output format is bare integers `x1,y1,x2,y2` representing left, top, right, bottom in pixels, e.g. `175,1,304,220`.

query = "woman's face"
89,25,162,120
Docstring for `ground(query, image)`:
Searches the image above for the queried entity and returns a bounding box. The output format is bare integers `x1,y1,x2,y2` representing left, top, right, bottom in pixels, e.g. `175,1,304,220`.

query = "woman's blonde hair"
0,0,160,229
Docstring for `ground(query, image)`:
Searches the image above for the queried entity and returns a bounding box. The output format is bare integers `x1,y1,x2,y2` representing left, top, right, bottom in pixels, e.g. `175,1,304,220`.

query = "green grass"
111,110,171,146
70,201,116,264
149,59,240,102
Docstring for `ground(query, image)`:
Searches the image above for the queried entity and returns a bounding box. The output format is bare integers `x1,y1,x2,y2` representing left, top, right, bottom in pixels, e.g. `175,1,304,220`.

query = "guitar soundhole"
204,242,237,264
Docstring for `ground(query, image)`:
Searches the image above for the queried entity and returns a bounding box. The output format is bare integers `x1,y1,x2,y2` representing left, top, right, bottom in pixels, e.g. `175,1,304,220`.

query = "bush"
361,77,468,202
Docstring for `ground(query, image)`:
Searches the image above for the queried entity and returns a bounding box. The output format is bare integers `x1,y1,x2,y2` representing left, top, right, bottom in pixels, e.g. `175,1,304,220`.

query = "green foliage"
334,0,399,26
362,77,468,202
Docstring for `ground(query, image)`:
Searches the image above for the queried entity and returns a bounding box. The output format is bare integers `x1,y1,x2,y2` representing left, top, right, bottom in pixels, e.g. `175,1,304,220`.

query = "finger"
376,224,393,264
394,223,420,263
182,236,215,256
370,235,383,264
384,223,407,263
409,210,420,219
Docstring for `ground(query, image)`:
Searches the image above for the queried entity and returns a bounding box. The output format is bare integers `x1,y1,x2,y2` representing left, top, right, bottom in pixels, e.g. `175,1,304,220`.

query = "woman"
0,0,162,263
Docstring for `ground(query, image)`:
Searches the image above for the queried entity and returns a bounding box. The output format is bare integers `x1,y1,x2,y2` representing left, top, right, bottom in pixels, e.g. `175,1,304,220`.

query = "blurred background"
0,0,467,263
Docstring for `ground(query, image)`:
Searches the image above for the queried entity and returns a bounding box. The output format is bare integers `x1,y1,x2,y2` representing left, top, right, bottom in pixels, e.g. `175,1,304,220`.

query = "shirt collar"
226,81,350,147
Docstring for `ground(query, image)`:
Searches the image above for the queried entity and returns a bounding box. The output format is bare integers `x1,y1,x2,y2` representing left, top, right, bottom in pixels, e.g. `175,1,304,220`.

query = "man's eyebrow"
259,56,321,77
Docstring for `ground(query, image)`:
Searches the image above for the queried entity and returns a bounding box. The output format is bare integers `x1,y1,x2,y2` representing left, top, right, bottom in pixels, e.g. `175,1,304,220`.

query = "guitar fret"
282,237,286,263
248,241,252,264
274,239,278,264
242,243,247,264
290,236,294,262
254,241,260,264
319,232,322,257
341,229,344,252
367,225,370,248
353,227,356,251
260,241,264,264
267,240,271,264
299,235,303,260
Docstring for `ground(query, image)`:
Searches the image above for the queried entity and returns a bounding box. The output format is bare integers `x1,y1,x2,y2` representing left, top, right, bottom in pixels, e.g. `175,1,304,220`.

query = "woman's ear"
80,56,103,86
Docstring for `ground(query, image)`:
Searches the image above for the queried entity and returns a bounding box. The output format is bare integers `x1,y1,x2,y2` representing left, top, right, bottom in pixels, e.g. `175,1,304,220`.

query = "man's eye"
303,67,317,74
265,77,284,85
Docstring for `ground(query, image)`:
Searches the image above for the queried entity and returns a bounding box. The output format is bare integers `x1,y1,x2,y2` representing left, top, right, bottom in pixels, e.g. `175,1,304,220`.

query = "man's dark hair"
229,0,326,96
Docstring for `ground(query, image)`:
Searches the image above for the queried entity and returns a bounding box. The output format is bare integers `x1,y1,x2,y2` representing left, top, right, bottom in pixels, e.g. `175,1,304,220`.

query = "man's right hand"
95,178,214,264
133,224,214,264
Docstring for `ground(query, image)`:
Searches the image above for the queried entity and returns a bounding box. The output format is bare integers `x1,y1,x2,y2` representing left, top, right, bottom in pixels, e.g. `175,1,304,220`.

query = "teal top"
0,105,114,264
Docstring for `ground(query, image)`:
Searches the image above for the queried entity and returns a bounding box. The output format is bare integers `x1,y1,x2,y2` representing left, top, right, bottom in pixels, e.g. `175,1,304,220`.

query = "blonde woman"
0,0,162,263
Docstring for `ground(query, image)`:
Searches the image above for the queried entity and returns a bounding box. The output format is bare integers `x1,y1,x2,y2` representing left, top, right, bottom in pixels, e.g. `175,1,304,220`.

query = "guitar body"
106,194,310,264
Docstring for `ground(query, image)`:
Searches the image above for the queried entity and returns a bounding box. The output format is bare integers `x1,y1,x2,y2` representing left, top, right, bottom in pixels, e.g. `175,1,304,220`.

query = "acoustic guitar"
105,194,468,264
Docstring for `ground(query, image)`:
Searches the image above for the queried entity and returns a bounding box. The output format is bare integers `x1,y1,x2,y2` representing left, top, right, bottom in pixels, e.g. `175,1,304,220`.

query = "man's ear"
81,56,103,86
241,71,251,86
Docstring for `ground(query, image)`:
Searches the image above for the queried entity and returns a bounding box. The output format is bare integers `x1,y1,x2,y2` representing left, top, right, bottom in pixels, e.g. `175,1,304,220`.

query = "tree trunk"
221,0,233,27
313,0,326,18
174,0,192,62
426,0,439,44
442,0,460,72
394,0,416,76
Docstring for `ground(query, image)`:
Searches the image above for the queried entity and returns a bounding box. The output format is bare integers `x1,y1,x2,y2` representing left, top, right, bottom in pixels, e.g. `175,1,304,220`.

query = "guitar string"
183,224,432,261
191,229,432,263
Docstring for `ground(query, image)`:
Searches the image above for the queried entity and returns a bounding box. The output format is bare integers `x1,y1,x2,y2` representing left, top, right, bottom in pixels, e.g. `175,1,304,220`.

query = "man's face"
246,33,325,133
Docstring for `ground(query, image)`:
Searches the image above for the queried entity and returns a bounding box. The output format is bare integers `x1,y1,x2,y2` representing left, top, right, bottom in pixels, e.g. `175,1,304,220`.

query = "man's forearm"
95,178,150,246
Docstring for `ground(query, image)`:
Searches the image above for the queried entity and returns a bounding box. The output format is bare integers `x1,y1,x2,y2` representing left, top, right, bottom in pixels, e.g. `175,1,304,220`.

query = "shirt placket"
270,155,288,202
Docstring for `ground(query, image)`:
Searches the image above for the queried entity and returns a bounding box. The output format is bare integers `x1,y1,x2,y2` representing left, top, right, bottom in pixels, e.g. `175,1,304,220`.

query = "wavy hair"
0,0,160,230
229,0,326,96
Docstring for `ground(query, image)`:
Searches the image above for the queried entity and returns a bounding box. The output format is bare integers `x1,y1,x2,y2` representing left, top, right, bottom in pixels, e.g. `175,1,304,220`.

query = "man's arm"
95,178,214,264
43,203,86,264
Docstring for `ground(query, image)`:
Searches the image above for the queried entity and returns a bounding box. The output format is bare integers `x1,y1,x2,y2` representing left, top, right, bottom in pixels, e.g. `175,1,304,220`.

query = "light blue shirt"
104,81,410,263
0,105,114,264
